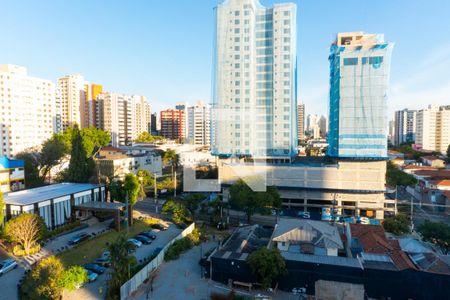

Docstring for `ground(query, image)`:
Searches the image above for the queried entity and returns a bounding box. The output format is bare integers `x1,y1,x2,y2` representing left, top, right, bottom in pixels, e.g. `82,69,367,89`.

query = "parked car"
86,269,99,282
139,231,157,240
68,232,90,245
135,235,152,245
151,224,167,231
83,263,106,274
101,251,111,259
94,257,111,267
152,247,163,257
0,259,17,275
127,238,143,248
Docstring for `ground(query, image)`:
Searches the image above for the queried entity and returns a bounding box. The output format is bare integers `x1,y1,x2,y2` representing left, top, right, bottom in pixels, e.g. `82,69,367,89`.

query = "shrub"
13,244,41,256
187,228,203,246
164,238,193,261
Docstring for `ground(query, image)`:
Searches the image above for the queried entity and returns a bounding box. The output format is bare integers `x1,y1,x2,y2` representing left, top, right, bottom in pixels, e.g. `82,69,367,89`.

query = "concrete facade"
218,158,390,219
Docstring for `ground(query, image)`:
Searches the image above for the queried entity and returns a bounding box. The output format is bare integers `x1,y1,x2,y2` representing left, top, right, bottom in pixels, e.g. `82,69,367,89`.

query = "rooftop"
272,218,343,249
4,183,102,206
422,156,445,162
349,224,416,271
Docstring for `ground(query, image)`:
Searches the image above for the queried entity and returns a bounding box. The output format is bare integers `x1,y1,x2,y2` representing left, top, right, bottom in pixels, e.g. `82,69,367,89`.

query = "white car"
86,269,98,282
127,238,143,248
0,259,18,275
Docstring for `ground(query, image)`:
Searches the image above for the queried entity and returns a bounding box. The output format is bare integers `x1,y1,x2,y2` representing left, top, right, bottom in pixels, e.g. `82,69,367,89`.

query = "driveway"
0,247,24,300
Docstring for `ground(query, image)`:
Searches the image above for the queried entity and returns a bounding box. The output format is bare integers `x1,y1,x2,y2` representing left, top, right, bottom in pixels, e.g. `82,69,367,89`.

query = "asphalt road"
0,248,24,300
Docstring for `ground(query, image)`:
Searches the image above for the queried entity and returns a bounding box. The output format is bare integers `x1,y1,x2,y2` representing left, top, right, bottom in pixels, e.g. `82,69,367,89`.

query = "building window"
343,58,358,66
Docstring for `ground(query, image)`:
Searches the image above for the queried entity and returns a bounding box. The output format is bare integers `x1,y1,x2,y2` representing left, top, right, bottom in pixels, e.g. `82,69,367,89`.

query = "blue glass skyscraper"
327,32,393,159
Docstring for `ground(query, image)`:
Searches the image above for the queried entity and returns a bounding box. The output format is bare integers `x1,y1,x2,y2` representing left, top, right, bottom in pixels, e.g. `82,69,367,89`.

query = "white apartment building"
0,65,55,156
187,101,211,146
133,95,152,140
394,109,416,146
57,74,88,130
96,92,151,147
57,75,102,131
416,105,450,154
212,0,297,158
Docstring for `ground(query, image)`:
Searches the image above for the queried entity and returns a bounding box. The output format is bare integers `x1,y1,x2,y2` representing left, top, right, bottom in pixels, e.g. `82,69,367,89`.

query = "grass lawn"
57,218,159,268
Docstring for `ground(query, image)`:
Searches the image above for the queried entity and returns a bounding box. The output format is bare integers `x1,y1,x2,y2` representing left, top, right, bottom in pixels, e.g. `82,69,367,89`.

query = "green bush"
45,220,83,239
164,238,193,261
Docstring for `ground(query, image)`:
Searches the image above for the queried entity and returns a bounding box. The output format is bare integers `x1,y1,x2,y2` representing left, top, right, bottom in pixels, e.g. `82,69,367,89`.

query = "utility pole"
410,195,414,232
394,186,398,216
154,173,158,214
124,192,129,234
174,170,177,197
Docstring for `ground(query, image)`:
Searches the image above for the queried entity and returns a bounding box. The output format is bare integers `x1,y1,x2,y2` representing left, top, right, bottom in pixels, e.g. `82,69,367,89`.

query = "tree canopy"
248,247,287,289
162,197,191,225
0,192,4,228
109,173,140,206
64,126,94,183
4,213,47,255
229,179,281,222
418,220,450,252
383,214,410,235
59,265,88,291
55,126,110,158
22,256,65,300
135,132,164,143
107,234,137,300
386,161,417,187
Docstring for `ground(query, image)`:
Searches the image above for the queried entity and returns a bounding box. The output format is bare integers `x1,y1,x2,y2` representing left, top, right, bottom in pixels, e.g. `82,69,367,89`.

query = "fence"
120,223,195,300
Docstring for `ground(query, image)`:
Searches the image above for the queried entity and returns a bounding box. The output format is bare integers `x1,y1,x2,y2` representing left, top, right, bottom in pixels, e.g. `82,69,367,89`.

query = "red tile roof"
412,170,450,179
350,224,416,271
403,165,438,171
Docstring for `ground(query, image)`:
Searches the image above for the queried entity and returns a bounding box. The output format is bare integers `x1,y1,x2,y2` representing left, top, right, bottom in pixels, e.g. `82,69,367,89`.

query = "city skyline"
1,0,449,118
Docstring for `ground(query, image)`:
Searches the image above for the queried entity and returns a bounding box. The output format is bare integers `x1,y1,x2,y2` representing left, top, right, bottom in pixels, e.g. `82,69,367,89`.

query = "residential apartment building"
160,109,185,141
394,109,416,146
0,64,55,156
318,115,328,137
96,92,151,147
176,102,189,139
212,0,297,158
327,32,394,159
187,101,211,146
416,105,450,154
133,95,151,139
306,114,319,133
297,103,305,142
151,112,159,135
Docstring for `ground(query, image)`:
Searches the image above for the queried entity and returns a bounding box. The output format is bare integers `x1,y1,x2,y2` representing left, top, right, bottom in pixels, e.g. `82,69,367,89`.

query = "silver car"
0,259,18,275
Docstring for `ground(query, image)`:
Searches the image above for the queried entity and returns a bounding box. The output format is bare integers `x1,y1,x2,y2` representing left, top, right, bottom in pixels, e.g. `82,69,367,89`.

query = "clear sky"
1,0,449,119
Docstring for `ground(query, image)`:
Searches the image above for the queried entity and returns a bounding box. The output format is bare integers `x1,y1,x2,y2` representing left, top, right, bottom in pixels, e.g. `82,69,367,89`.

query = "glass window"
343,57,358,65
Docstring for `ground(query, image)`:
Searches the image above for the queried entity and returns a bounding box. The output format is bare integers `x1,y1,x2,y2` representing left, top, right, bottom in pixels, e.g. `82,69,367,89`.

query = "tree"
163,149,179,181
39,137,68,182
109,174,140,205
229,179,281,223
56,126,110,158
447,144,450,163
4,213,47,255
107,234,137,300
162,198,191,224
59,265,88,291
15,151,43,187
135,132,163,143
22,256,65,300
65,126,94,183
248,248,287,289
123,173,140,205
418,220,450,252
383,214,409,235
386,161,417,187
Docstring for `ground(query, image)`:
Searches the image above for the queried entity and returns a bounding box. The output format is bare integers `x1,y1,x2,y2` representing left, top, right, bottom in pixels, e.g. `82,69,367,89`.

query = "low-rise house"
421,156,446,168
0,156,25,192
95,146,162,180
271,218,343,256
347,224,415,271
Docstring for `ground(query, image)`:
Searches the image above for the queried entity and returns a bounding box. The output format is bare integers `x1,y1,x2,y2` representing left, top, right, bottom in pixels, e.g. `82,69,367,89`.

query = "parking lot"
64,223,181,300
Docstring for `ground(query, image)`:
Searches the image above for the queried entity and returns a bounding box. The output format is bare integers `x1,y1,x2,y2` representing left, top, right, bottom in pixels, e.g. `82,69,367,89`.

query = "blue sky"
1,0,449,118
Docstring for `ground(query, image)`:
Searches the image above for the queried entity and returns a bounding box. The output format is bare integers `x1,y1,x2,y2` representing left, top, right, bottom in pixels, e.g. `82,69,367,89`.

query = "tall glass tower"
327,32,394,159
212,0,297,158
